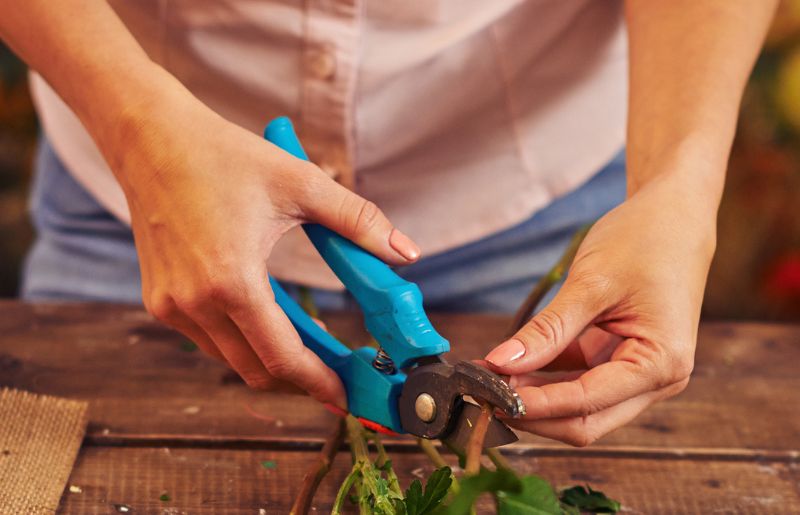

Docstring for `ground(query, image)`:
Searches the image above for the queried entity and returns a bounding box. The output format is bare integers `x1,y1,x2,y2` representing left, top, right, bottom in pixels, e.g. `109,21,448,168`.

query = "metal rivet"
414,393,437,422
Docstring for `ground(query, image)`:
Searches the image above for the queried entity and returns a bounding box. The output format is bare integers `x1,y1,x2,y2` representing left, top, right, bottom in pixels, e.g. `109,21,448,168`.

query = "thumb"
299,172,420,266
485,274,606,375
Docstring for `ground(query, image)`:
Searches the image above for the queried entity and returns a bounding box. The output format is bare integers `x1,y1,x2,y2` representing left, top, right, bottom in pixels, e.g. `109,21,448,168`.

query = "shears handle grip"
263,117,448,368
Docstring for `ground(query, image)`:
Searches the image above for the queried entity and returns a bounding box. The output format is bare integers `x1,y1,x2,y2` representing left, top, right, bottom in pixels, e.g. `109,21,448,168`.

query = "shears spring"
372,348,396,374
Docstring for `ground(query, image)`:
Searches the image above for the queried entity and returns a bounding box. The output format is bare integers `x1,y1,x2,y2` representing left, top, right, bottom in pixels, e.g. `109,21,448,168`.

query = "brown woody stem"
290,417,346,515
464,401,494,476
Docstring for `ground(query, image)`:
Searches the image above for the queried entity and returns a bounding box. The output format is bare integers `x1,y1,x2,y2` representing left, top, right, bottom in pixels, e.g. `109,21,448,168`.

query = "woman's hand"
110,80,420,408
484,169,716,446
481,0,779,447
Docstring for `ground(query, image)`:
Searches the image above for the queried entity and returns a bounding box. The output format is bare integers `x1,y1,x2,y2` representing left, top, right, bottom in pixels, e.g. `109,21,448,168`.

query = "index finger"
511,338,682,420
227,286,347,408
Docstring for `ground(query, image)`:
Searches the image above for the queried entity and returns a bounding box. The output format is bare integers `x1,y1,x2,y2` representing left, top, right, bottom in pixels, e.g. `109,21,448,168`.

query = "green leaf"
376,476,390,497
434,468,521,515
404,466,453,515
496,475,561,515
559,485,621,513
158,492,171,502
357,461,400,514
260,460,277,470
559,503,581,515
404,479,424,515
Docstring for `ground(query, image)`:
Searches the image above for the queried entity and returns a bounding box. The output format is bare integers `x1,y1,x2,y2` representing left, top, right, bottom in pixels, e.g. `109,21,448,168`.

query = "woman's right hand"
105,77,420,408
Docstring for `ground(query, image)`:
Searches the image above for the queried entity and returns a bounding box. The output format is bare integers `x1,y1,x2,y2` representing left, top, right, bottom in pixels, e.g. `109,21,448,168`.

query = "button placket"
300,0,361,190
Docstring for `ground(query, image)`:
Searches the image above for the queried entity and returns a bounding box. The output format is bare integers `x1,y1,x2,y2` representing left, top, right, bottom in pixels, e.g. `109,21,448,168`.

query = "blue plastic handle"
264,118,449,367
262,117,449,431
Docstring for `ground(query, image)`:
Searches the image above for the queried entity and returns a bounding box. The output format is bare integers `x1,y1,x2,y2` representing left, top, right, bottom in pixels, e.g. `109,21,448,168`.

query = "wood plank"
2,302,799,451
59,446,800,514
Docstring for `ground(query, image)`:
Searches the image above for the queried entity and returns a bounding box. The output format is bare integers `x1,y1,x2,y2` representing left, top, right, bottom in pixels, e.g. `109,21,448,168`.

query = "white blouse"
30,0,628,289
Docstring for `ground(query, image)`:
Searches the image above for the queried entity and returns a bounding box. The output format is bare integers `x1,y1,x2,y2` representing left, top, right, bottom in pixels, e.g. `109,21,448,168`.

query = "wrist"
626,133,729,204
78,59,189,171
628,155,720,261
90,66,200,193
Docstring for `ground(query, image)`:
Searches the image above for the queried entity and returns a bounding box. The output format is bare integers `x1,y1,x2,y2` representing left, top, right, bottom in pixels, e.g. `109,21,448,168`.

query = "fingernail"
485,339,526,367
389,229,421,261
323,403,347,417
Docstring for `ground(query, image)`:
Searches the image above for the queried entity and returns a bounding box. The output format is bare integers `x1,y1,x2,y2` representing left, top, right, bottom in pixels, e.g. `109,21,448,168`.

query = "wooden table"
1,302,798,514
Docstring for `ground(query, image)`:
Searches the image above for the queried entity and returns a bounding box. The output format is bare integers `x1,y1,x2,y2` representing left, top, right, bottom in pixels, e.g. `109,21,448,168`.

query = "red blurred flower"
764,250,800,300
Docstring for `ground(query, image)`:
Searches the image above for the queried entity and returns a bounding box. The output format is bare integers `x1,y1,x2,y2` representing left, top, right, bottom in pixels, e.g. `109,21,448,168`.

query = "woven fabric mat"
0,388,88,514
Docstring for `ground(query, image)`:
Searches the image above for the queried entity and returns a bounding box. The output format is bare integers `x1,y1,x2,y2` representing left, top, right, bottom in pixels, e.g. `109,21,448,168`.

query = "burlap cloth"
0,388,88,514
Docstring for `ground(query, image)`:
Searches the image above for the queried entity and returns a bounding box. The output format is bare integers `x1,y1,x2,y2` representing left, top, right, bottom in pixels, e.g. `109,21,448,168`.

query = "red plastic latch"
357,417,401,436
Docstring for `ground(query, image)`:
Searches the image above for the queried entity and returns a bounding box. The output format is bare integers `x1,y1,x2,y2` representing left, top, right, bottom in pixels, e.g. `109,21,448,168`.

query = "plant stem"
486,448,513,472
331,468,360,515
417,438,449,468
343,416,398,514
298,286,319,319
343,416,373,514
345,415,370,462
417,438,460,494
290,418,346,515
374,432,402,496
464,401,494,476
507,223,592,336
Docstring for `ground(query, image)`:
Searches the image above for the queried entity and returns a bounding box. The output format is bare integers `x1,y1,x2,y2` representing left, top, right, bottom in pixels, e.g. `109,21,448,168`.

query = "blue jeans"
21,138,626,312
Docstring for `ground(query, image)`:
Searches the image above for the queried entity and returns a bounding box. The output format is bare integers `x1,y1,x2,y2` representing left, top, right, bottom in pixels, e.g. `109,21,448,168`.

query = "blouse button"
307,48,336,80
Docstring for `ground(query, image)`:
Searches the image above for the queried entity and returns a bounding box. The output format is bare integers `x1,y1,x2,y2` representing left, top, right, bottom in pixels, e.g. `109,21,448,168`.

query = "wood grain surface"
59,447,800,514
0,302,798,513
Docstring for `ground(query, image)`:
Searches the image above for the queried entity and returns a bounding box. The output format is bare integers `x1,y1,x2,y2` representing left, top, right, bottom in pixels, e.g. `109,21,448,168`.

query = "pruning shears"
264,117,525,448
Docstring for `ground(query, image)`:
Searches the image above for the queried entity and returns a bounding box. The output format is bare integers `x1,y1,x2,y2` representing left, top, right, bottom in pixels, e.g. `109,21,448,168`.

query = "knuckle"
674,357,695,381
522,309,567,347
670,377,691,396
575,379,594,418
206,276,247,309
351,199,381,237
567,434,591,448
292,164,328,210
264,354,301,381
174,274,249,313
242,374,275,391
566,420,597,448
620,339,670,388
566,270,614,308
147,292,177,321
661,348,695,387
172,288,206,314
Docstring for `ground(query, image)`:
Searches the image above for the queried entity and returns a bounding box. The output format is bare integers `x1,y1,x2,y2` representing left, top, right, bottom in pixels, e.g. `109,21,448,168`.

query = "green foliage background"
0,42,35,298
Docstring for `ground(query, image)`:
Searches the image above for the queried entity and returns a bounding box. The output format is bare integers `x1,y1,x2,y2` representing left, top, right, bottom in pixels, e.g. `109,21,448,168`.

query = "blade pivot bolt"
414,393,437,422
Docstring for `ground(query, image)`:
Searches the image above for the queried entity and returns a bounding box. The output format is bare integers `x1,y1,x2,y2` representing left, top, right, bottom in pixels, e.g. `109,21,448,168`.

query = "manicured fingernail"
485,339,526,367
323,403,347,417
389,229,421,261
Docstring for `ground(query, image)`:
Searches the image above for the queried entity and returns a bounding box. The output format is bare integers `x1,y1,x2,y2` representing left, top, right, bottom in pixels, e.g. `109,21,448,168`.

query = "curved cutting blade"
398,359,526,445
441,402,518,450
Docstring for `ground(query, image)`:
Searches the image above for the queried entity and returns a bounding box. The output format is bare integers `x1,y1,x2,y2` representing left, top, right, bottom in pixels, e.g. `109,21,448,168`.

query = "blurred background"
0,3,798,321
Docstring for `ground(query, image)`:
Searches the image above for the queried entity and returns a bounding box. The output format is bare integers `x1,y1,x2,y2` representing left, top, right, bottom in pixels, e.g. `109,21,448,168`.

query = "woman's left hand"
484,170,717,446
